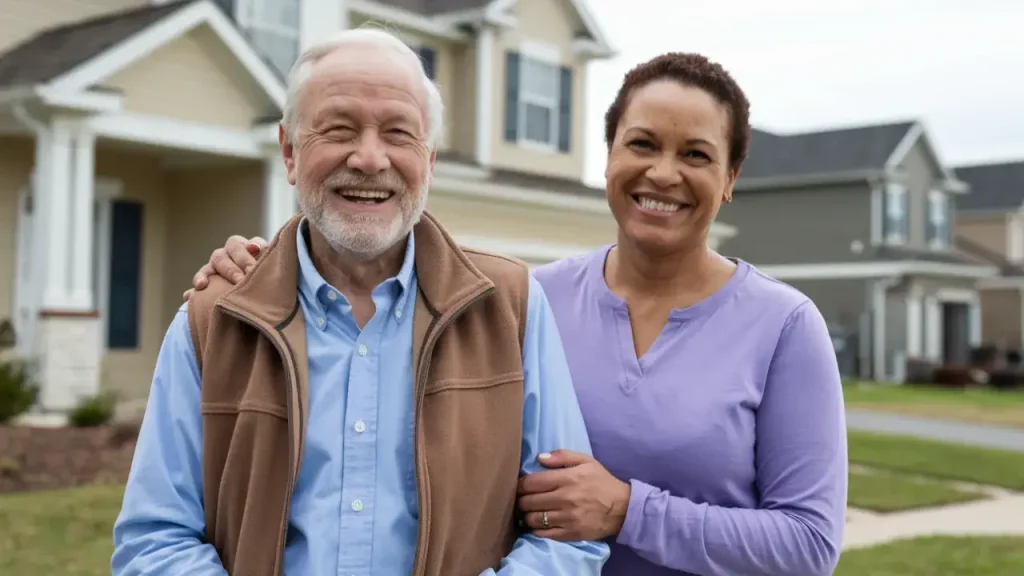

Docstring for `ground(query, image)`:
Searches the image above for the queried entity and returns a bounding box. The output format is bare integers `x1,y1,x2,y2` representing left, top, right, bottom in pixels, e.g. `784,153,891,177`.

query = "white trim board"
88,112,264,159
757,260,998,280
454,234,594,263
348,0,470,40
49,0,285,110
884,121,967,193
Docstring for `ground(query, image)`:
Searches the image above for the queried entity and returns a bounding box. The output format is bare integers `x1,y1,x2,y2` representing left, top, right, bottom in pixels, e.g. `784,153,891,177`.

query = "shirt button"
351,499,363,512
316,317,325,327
354,420,366,433
395,309,403,319
357,344,368,356
327,291,337,301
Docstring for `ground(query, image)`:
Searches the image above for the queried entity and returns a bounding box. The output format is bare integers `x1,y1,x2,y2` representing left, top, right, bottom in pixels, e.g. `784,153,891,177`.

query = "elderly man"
111,28,608,576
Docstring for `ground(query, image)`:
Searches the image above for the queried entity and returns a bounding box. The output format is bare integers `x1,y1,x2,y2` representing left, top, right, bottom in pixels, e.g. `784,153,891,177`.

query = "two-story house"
0,0,734,415
953,161,1024,351
718,120,996,382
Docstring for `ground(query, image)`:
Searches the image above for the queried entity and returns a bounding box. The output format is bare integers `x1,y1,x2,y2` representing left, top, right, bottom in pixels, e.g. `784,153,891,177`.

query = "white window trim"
884,182,908,245
517,41,561,151
927,189,949,249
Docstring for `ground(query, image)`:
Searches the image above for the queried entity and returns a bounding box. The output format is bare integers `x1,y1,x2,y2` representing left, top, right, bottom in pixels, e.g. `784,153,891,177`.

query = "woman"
185,53,847,575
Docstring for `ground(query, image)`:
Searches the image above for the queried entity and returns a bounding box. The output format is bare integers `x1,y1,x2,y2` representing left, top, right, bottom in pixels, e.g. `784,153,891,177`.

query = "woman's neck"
607,235,725,300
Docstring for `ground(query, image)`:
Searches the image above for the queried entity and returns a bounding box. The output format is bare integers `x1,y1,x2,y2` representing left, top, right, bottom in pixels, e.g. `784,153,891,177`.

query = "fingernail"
539,452,551,460
233,273,244,283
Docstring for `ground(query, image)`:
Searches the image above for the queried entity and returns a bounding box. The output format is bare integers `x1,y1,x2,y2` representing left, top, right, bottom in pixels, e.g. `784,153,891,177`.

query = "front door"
942,302,971,365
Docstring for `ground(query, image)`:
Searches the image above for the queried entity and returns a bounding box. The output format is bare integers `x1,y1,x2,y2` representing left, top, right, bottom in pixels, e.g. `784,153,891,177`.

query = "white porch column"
300,0,347,50
969,295,982,347
262,149,297,239
906,285,923,358
31,115,102,411
474,25,495,166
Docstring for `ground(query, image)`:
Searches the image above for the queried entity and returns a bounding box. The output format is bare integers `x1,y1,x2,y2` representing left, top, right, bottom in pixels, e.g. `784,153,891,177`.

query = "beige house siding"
980,287,1023,349
0,0,145,54
427,189,615,248
105,26,277,130
489,0,587,180
0,138,33,323
447,43,477,160
957,214,1008,256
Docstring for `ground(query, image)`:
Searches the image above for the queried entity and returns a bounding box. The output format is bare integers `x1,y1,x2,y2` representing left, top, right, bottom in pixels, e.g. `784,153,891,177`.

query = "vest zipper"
410,286,496,576
217,304,302,576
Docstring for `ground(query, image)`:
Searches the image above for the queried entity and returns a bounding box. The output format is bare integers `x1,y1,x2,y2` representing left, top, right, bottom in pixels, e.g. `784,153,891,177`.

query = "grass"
843,381,1024,429
835,535,1024,575
848,429,1024,490
847,468,986,512
0,482,122,576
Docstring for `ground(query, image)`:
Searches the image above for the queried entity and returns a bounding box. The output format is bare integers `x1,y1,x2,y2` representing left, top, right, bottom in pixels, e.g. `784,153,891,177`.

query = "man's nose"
347,131,391,174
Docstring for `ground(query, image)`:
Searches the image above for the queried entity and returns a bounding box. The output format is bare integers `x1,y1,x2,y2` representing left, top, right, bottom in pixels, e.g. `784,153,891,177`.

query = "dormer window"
927,189,950,249
884,182,908,245
503,43,573,154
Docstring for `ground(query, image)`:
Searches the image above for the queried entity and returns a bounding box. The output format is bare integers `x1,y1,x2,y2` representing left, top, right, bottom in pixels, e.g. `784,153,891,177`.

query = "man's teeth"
340,189,392,200
637,196,683,213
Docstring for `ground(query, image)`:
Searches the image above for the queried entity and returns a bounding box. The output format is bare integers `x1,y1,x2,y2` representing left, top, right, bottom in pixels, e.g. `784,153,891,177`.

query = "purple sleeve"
616,301,847,576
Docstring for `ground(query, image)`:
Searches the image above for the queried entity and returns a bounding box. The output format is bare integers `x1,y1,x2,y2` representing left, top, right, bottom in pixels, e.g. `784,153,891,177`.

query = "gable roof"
739,121,915,183
0,0,284,109
954,161,1024,213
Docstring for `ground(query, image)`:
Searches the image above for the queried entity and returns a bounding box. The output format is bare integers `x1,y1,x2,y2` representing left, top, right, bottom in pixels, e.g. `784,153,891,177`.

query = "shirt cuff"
616,478,656,547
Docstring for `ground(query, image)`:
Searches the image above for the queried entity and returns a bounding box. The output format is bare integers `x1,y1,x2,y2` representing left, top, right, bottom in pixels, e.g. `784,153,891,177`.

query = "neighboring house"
718,120,996,382
953,161,1024,351
0,0,738,414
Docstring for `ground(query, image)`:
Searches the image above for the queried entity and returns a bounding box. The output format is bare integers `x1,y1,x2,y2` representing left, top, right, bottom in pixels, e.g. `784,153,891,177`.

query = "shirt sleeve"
111,304,228,576
480,275,610,576
616,300,847,576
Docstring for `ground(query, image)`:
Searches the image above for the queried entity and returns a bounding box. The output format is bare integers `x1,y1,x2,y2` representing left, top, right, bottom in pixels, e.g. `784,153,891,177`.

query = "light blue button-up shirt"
112,223,609,575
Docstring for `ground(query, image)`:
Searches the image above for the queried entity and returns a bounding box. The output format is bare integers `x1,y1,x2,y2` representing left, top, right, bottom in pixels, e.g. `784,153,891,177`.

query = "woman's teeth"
636,196,683,213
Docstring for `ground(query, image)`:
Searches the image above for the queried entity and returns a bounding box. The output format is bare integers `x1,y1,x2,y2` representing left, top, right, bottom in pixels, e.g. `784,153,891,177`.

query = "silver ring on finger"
541,511,550,529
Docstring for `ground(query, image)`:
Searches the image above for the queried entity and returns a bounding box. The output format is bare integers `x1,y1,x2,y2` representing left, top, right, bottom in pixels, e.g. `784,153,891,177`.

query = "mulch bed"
0,423,139,494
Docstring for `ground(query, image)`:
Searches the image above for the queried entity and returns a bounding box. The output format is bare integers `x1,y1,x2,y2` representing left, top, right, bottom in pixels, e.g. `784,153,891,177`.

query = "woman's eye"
687,150,710,160
628,139,654,150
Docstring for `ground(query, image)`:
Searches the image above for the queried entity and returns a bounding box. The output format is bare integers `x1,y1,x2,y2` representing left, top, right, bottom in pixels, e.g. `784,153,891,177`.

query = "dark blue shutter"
107,200,143,349
504,51,520,142
419,46,436,80
557,66,573,152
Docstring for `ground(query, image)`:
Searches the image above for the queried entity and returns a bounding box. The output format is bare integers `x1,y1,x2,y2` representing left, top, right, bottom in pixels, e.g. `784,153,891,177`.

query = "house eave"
351,1,475,40
735,169,885,191
0,86,124,114
756,260,999,281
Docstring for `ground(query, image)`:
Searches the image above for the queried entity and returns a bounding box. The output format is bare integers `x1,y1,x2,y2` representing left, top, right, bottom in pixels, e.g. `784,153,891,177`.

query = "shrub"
68,392,117,427
0,359,38,424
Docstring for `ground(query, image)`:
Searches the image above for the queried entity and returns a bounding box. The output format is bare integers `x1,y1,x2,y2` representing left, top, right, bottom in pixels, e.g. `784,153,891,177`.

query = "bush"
988,370,1024,390
0,360,38,424
68,392,117,427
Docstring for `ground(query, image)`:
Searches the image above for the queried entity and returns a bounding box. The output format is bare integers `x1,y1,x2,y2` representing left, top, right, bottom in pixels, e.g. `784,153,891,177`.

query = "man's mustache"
322,170,406,193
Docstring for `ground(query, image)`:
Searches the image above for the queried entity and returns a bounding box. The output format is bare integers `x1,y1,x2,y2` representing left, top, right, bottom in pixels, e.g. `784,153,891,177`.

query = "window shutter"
558,66,573,152
107,200,143,349
504,51,520,142
419,46,437,80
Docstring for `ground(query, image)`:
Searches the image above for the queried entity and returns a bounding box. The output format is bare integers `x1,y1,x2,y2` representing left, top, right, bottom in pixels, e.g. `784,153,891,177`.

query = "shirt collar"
296,218,416,309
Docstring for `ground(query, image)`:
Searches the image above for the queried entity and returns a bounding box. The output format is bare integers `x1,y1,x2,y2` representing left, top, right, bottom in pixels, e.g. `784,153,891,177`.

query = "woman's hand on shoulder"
517,450,631,542
182,236,268,302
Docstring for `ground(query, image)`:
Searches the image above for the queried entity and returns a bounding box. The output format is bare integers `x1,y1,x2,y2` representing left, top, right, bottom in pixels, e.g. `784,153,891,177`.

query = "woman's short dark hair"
604,52,752,171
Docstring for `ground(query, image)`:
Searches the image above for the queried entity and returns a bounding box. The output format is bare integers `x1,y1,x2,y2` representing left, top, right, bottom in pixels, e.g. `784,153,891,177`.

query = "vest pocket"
201,400,289,420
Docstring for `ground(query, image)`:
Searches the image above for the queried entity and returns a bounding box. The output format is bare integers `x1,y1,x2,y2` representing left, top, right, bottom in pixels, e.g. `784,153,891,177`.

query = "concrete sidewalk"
847,409,1024,452
843,494,1024,550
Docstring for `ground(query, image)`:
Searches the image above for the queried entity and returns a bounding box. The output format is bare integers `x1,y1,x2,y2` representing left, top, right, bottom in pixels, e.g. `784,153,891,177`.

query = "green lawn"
0,483,123,576
848,430,1024,490
835,535,1024,575
847,468,986,512
843,381,1024,429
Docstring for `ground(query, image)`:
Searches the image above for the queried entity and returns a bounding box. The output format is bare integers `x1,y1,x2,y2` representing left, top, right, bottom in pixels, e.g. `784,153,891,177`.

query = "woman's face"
605,79,737,256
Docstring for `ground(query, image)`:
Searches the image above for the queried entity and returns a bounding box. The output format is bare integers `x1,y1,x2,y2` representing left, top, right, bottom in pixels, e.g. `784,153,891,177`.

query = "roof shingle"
955,161,1024,212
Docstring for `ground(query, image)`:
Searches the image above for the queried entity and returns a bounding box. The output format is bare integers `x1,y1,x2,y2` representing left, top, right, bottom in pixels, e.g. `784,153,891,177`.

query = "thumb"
537,449,592,468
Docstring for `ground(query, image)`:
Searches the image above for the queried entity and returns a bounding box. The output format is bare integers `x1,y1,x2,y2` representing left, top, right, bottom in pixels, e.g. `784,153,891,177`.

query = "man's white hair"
281,26,445,149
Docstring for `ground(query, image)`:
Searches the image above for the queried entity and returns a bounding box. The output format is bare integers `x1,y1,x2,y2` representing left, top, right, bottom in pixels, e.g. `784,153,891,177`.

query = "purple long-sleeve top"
532,246,847,576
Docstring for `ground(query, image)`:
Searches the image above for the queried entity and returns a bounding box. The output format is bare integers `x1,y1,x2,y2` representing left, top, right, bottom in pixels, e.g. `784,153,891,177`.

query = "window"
519,57,559,147
884,182,909,244
927,189,950,249
503,49,573,153
107,200,143,349
239,0,300,77
417,46,436,81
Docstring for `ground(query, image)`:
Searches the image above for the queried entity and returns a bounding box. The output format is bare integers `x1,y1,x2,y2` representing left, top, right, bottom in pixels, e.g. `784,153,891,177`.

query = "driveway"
847,409,1024,452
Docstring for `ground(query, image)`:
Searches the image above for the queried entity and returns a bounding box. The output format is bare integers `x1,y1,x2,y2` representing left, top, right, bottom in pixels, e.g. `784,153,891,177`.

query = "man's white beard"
298,168,429,261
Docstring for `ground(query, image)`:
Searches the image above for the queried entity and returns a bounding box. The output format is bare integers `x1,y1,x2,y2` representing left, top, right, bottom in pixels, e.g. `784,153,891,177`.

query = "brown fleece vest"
188,212,530,576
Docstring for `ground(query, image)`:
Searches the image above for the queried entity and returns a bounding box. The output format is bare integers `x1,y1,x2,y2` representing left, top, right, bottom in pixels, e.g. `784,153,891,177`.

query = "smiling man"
110,28,608,576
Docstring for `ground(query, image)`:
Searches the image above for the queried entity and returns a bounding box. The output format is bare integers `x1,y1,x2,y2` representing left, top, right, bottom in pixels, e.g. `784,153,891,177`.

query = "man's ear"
279,124,298,186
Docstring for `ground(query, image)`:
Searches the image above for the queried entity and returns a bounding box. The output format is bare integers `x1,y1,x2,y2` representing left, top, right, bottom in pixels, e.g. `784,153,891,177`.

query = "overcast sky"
580,0,1024,186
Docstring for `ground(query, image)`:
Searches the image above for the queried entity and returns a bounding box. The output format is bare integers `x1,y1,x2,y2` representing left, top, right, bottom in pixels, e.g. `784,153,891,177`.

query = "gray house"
719,120,997,381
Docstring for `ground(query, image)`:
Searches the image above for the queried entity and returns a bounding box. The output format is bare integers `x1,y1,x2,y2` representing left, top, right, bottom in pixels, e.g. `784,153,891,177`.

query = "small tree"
0,359,37,424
